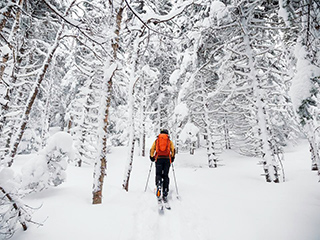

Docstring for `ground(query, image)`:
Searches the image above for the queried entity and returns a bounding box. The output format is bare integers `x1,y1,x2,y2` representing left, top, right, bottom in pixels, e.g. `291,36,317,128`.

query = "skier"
150,129,175,204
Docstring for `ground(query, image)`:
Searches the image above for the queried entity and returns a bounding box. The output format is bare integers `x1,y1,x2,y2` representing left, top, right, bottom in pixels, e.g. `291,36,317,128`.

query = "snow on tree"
93,60,117,203
280,0,320,173
219,0,291,182
18,129,41,155
136,65,160,156
2,4,320,236
20,131,74,192
1,0,77,167
0,168,32,239
179,122,199,155
172,102,189,153
66,50,104,167
169,1,228,167
121,0,194,190
171,0,299,179
93,0,125,203
122,36,139,191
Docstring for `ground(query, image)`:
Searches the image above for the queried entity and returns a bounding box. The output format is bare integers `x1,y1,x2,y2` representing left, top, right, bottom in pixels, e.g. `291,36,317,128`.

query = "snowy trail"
131,186,202,240
11,140,320,240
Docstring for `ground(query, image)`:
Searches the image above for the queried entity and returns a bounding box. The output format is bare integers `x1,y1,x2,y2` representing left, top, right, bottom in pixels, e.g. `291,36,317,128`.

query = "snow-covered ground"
11,139,320,240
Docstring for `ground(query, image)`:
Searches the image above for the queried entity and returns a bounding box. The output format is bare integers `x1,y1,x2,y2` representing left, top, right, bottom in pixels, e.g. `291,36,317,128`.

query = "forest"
1,0,320,239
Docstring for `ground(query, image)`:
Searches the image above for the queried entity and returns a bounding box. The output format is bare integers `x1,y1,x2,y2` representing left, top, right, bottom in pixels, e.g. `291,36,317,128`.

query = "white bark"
123,38,139,191
92,62,117,204
243,30,277,182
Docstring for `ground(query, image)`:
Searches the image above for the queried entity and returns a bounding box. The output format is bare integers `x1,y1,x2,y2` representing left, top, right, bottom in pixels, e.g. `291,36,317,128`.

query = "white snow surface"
11,139,320,240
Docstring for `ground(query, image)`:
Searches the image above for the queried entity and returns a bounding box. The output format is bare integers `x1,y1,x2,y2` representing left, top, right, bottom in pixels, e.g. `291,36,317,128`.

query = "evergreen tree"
281,0,320,172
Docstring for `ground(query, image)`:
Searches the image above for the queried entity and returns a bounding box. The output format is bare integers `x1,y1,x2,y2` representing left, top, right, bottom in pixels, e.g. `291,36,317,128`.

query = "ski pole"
171,163,180,199
144,162,153,192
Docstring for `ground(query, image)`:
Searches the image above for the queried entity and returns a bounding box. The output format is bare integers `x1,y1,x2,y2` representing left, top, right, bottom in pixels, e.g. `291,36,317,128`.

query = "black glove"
171,156,175,163
150,156,155,162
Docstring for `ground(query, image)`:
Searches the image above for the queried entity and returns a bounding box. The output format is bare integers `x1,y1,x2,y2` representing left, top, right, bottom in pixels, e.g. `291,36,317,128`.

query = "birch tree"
93,0,125,204
122,37,139,191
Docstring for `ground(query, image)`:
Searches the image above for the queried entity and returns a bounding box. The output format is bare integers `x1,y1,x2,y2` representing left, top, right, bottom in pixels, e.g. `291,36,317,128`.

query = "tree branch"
124,0,186,40
0,186,28,231
42,0,110,55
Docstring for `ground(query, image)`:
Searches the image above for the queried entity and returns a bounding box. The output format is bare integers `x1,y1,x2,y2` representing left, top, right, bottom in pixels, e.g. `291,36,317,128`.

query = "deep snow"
10,139,320,240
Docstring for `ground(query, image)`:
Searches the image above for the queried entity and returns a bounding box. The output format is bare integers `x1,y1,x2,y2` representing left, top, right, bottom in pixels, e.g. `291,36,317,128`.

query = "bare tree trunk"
305,0,312,48
93,64,117,204
243,31,278,182
67,116,73,133
206,136,217,168
190,142,195,155
41,78,53,147
122,37,139,192
308,125,320,173
122,136,135,191
223,115,231,149
92,132,107,204
141,78,146,157
142,124,146,157
78,80,94,167
310,140,319,171
92,1,124,204
203,94,218,168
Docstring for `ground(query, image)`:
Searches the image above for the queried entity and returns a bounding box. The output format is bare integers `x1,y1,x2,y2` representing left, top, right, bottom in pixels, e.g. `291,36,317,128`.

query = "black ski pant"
155,157,171,197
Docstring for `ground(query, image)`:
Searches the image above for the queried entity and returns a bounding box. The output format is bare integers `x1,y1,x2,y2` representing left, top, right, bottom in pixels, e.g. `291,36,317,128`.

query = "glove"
171,156,175,163
150,156,155,162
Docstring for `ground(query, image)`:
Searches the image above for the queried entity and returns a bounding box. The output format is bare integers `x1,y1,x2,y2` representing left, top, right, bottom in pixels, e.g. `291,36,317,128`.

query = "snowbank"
10,140,320,240
20,132,75,192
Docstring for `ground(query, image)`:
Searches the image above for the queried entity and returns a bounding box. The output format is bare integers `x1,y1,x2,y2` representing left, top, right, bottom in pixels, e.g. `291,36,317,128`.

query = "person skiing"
150,129,175,203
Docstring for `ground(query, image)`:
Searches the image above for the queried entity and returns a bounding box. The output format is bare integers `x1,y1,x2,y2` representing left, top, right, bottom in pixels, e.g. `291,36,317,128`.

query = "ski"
156,187,171,213
158,199,164,214
164,201,171,210
157,197,171,214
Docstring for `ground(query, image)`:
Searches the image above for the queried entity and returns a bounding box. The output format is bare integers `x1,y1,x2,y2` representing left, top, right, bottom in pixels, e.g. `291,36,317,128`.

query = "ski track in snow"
10,140,320,240
131,190,201,240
